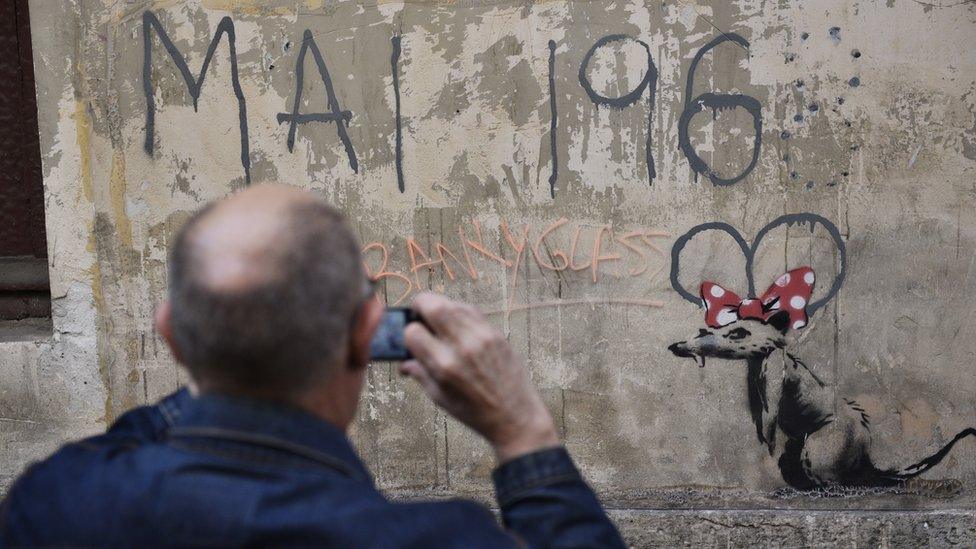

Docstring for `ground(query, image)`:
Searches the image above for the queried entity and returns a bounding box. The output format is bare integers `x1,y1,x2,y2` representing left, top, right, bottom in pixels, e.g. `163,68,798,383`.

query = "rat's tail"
884,428,976,481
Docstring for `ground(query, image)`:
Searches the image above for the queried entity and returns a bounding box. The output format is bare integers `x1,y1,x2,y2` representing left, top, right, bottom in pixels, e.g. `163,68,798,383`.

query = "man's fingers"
398,359,427,381
398,360,441,399
403,321,455,381
410,292,457,336
412,292,488,340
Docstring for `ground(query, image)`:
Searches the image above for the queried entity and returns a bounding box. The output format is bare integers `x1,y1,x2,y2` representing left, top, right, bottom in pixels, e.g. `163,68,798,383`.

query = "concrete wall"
4,0,976,544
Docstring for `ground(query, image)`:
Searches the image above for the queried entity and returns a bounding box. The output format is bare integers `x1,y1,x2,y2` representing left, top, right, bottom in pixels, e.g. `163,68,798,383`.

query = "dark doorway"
0,0,50,321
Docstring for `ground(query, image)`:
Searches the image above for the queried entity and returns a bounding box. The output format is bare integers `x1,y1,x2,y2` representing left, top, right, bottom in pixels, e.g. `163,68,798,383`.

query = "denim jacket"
0,389,624,547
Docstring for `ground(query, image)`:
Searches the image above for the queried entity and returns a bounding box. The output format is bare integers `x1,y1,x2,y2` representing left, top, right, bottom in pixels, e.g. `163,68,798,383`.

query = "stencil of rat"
668,268,976,489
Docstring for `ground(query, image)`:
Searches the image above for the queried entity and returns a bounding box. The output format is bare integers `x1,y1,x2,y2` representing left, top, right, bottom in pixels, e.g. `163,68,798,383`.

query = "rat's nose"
668,342,694,358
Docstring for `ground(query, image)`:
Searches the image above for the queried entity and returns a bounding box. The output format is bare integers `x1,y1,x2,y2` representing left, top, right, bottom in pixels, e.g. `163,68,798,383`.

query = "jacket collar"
168,389,371,481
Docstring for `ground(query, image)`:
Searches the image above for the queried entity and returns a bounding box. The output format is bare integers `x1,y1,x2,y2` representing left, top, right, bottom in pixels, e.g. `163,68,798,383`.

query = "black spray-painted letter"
277,30,358,173
678,33,761,187
142,11,251,184
391,36,404,192
547,40,558,198
578,35,658,185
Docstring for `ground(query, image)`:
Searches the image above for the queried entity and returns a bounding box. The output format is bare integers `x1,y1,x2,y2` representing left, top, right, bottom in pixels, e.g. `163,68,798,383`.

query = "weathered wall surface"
4,0,976,543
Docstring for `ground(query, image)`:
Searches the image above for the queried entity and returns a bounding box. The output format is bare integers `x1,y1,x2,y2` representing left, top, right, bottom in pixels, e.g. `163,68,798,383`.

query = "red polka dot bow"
700,267,816,331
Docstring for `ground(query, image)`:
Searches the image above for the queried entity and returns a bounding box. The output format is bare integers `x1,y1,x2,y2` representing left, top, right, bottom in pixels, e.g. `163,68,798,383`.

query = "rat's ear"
765,310,791,334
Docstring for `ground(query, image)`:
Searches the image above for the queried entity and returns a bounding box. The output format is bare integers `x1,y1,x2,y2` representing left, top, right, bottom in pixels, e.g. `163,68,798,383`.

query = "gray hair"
167,200,365,396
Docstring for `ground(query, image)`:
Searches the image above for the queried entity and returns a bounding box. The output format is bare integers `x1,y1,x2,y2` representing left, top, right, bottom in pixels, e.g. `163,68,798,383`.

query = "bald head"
167,184,366,397
186,184,320,293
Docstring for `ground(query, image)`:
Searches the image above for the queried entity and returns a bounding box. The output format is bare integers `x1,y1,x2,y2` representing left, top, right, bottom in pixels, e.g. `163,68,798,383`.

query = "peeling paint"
108,150,132,247
3,0,976,523
72,100,93,203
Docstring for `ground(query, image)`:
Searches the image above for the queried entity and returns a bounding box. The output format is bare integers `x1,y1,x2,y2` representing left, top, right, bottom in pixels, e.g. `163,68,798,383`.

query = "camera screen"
369,309,411,361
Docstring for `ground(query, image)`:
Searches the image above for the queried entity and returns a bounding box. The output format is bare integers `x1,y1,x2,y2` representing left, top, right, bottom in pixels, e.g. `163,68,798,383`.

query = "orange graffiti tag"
362,219,670,310
362,242,413,305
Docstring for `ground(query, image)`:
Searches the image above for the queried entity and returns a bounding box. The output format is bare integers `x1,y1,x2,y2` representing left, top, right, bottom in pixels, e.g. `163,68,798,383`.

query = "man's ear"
349,296,383,370
155,299,184,364
765,310,791,334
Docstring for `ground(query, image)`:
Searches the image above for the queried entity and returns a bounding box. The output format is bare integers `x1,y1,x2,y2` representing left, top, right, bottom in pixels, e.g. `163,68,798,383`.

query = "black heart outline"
669,222,750,304
669,213,846,317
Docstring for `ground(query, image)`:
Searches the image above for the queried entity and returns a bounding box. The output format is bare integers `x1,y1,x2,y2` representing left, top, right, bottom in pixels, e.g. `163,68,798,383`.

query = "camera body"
369,308,423,361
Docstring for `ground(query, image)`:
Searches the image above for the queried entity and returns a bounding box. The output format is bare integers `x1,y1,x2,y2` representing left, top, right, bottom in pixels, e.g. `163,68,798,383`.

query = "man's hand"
400,293,559,463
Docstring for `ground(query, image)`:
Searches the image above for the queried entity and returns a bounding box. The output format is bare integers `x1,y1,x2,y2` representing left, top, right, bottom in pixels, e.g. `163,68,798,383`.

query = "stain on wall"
4,0,976,532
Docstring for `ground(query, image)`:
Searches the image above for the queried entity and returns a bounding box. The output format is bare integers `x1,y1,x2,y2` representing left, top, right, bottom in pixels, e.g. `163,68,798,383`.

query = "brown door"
0,0,50,320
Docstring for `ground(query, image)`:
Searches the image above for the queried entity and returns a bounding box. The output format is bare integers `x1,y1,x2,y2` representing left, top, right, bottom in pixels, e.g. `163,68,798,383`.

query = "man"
0,185,624,547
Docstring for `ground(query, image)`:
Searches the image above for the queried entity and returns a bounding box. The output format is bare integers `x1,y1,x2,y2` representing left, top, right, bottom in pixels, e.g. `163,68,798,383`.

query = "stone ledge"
608,509,976,548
